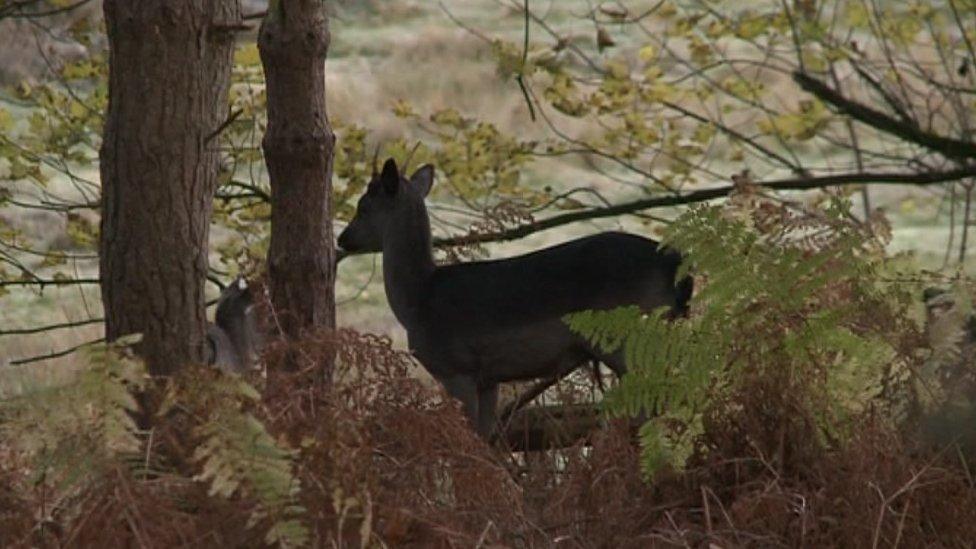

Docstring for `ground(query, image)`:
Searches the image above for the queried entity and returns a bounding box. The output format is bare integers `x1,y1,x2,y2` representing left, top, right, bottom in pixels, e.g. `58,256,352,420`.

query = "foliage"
0,337,309,546
3,320,975,546
161,367,309,547
2,3,976,545
568,192,916,476
5,0,976,308
0,336,142,493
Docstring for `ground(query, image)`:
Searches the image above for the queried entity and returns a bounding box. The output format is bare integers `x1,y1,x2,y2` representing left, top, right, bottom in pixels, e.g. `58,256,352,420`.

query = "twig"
959,182,973,264
206,108,245,143
662,100,804,175
516,0,536,122
0,277,99,288
850,61,915,124
794,71,976,161
498,376,560,426
8,337,104,366
438,1,492,43
222,179,271,202
829,63,871,221
0,317,102,337
944,184,957,268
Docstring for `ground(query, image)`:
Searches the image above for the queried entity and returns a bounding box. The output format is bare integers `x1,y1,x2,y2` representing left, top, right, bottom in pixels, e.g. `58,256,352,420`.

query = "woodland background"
1,0,976,546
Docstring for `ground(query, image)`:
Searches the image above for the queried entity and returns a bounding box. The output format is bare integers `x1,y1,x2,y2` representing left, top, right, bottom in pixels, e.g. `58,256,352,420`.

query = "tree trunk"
258,2,337,358
100,1,239,375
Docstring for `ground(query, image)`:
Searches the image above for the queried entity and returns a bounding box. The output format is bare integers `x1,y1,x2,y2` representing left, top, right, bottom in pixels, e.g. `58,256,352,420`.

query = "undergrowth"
1,195,975,547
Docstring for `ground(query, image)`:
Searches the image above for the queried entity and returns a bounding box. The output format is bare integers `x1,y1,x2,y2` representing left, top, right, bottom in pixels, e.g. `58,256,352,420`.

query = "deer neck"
382,198,435,328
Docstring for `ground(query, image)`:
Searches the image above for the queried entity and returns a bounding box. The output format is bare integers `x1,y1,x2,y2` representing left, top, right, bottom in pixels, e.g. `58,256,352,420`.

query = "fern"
163,372,309,547
569,203,901,477
0,335,146,491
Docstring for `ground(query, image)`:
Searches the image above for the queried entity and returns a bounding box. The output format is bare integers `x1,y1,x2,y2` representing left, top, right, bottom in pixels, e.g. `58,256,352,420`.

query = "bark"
100,0,239,375
258,2,336,348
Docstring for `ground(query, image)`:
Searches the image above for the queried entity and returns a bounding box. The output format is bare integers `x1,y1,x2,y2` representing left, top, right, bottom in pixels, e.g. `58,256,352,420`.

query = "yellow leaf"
705,20,727,38
234,44,261,67
643,65,663,82
642,81,675,102
391,99,416,119
900,198,917,214
430,108,466,129
735,14,767,39
638,45,657,62
657,3,677,19
691,123,716,144
0,108,12,132
844,2,869,28
605,59,629,79
69,101,87,119
689,36,712,66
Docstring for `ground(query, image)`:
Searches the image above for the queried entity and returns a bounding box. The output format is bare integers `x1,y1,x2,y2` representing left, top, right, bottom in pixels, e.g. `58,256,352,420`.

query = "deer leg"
477,383,499,438
583,346,628,379
585,349,656,424
440,375,479,432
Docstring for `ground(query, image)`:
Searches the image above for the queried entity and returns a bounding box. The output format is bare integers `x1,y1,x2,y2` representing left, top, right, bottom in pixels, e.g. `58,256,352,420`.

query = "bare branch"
794,71,976,162
0,317,102,337
7,337,102,366
0,277,99,288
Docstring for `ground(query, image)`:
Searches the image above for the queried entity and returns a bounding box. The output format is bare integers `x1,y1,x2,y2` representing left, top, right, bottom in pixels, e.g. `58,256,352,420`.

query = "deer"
205,277,263,374
336,158,693,437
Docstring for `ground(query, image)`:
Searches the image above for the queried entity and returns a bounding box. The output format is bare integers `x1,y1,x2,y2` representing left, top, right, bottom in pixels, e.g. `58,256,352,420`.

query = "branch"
0,316,102,337
222,179,271,202
337,166,976,263
498,376,560,427
0,277,99,288
793,71,976,161
849,62,914,124
662,100,805,175
205,108,245,142
7,337,103,366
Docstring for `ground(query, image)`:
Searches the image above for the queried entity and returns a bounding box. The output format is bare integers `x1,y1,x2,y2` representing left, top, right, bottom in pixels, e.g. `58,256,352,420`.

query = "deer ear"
410,165,434,197
380,158,399,195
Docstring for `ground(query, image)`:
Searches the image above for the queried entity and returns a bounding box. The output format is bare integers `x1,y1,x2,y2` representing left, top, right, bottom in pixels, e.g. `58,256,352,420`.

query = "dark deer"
205,277,263,374
337,158,692,436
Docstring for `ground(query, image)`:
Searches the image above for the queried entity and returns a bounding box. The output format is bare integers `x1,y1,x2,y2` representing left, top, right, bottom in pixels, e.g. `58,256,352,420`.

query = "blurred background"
1,0,970,366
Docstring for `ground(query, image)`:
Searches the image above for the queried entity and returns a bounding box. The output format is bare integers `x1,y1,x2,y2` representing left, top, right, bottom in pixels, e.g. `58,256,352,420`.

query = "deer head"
336,157,434,253
205,277,263,373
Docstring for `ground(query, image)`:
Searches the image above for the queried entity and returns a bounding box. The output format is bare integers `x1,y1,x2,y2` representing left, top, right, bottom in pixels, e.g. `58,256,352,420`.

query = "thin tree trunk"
960,182,973,264
258,1,336,363
100,1,239,375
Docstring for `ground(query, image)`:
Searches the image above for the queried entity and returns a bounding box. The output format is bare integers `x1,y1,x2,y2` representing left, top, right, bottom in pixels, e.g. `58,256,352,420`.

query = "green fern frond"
173,371,309,547
0,336,147,492
569,203,907,477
